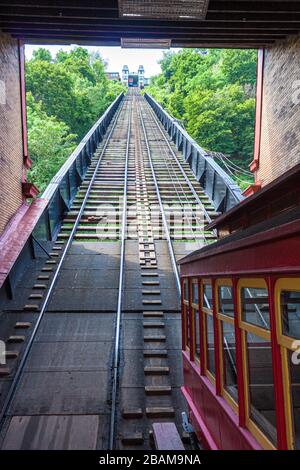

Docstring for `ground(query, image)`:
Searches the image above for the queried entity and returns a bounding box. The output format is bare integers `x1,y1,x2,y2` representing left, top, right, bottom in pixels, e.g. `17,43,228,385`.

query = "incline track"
0,90,217,450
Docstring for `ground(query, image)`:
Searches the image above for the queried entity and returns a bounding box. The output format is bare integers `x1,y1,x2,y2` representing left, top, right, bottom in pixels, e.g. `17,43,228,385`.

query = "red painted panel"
18,40,30,167
182,353,262,450
250,48,264,175
267,276,288,449
0,199,48,289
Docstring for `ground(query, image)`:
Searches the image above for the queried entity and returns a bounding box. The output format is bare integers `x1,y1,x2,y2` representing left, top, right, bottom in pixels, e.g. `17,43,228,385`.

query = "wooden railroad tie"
122,408,143,419
144,366,170,375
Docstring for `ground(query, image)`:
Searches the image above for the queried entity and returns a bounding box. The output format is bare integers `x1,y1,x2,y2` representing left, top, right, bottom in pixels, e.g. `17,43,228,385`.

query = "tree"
32,48,52,62
26,92,77,192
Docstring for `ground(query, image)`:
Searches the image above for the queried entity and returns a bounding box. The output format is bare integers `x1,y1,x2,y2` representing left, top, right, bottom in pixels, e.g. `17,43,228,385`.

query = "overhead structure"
1,0,300,48
121,38,171,49
118,0,210,21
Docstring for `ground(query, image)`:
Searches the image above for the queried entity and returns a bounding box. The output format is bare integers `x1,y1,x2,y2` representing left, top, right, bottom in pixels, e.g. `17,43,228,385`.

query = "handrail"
144,93,244,213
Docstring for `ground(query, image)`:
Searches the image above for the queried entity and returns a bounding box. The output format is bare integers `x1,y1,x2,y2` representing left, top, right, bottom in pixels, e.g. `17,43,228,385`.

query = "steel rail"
146,104,217,234
108,96,132,450
0,98,125,428
137,98,181,294
144,118,207,246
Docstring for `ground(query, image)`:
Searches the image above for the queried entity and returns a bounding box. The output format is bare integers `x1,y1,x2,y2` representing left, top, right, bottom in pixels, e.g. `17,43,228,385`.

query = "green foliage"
146,48,257,182
26,47,126,192
32,48,52,62
26,92,77,193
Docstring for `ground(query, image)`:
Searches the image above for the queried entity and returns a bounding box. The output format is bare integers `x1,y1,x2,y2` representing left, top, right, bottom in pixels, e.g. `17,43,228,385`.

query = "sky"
25,44,179,78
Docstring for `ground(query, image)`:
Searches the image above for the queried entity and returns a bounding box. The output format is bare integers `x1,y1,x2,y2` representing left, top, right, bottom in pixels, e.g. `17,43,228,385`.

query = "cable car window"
185,304,190,349
287,350,300,449
281,290,300,339
219,286,234,317
183,280,188,301
246,331,277,446
241,287,270,330
206,314,215,376
192,281,199,305
203,283,213,310
222,322,237,402
194,309,200,359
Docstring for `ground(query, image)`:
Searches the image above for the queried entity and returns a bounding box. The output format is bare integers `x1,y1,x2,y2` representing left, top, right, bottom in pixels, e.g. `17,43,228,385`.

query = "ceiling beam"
1,25,290,37
1,0,300,14
2,28,284,41
1,6,300,22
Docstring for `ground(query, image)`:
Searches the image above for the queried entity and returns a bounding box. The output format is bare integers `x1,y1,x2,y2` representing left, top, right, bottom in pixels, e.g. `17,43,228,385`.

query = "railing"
33,92,124,242
144,93,244,213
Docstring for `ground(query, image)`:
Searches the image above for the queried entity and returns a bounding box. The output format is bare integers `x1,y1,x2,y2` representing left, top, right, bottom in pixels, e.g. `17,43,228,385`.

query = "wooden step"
143,322,164,328
14,322,31,329
142,281,160,286
145,386,172,395
143,349,168,358
122,408,143,419
143,300,162,305
45,260,57,265
142,290,161,295
33,284,47,289
143,311,164,317
29,294,43,300
8,336,25,343
23,304,39,311
121,433,144,445
144,335,166,342
144,366,169,375
0,367,11,377
42,267,53,272
141,272,158,277
5,351,19,359
146,407,175,418
37,275,50,280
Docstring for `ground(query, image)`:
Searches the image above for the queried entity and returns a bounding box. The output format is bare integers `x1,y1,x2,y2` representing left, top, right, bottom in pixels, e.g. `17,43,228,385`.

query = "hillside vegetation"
26,47,125,192
145,49,257,188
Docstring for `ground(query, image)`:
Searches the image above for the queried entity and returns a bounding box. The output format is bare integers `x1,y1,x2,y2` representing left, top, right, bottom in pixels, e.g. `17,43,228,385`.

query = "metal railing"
144,93,244,213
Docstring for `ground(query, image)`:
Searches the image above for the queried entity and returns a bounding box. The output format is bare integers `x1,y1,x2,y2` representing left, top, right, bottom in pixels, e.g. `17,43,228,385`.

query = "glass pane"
193,308,200,359
206,314,215,376
241,287,270,329
281,290,300,339
183,280,188,301
192,282,199,305
222,322,238,402
219,285,234,317
246,332,277,445
184,304,190,349
203,283,213,309
287,349,300,449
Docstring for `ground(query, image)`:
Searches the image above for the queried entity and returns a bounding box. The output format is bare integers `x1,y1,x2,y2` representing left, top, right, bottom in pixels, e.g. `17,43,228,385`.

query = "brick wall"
0,32,24,234
257,34,300,185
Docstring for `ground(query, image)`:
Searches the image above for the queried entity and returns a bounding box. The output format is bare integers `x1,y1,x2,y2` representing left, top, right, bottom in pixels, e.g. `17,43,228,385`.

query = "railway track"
0,90,217,450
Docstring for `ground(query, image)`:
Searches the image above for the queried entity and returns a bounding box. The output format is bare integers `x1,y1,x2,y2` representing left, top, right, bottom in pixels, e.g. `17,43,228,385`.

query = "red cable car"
179,163,300,450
